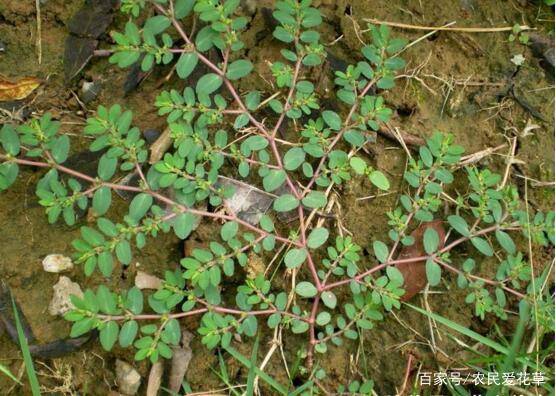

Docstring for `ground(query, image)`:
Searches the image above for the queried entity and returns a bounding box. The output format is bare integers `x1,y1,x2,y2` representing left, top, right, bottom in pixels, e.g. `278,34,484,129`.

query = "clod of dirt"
48,276,83,316
395,220,446,301
115,359,142,395
0,76,41,102
168,329,193,393
135,271,163,290
42,254,74,273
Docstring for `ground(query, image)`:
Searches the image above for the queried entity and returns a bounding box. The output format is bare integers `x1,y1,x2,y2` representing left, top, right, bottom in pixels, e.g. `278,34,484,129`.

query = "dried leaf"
169,330,193,393
395,220,446,301
216,176,274,225
149,127,172,164
64,0,116,81
146,361,164,396
0,77,41,102
64,36,98,81
67,0,115,38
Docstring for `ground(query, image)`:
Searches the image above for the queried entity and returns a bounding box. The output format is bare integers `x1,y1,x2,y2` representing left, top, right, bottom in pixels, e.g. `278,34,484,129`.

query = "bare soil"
0,0,553,394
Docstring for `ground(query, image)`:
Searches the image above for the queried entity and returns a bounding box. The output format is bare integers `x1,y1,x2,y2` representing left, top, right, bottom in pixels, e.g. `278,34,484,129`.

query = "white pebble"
48,276,83,316
42,254,74,273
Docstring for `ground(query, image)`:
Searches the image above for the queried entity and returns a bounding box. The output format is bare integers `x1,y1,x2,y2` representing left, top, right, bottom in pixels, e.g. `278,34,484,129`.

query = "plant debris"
216,176,274,225
168,329,193,393
395,220,446,301
0,76,41,102
64,0,116,81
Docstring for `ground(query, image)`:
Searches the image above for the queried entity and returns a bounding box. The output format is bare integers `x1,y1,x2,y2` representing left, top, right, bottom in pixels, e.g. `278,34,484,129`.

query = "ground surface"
0,0,554,394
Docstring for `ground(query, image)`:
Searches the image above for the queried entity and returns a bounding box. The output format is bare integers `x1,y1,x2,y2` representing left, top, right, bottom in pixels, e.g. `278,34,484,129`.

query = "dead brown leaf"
395,220,446,301
0,76,41,101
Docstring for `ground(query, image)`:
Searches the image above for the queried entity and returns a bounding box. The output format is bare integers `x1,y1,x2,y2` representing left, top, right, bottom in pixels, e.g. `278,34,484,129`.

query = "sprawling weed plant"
0,0,553,391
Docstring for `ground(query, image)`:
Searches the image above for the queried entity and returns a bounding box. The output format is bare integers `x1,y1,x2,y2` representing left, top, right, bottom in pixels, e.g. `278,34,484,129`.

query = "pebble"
116,360,142,395
135,271,163,290
48,276,83,316
42,254,74,273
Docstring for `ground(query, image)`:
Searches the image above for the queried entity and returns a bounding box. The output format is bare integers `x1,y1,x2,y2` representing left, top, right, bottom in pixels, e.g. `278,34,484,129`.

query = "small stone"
42,254,74,273
134,271,163,290
116,360,142,395
48,276,83,316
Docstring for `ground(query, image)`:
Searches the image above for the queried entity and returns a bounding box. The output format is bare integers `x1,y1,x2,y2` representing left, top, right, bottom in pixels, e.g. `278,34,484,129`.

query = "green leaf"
273,26,294,43
262,170,286,192
425,259,441,286
495,229,516,254
273,194,299,212
164,319,181,344
386,266,404,285
144,15,171,35
322,110,341,130
307,227,329,249
259,215,274,232
0,125,20,156
97,154,118,181
224,346,289,395
97,285,117,314
243,135,268,151
316,312,331,326
302,191,327,208
377,76,395,89
226,59,253,80
176,52,199,79
423,227,439,254
406,303,531,366
471,237,494,256
241,316,258,337
126,287,143,314
196,73,223,95
283,147,305,170
119,320,138,347
71,318,94,338
234,113,249,130
173,212,197,239
92,187,111,216
51,135,70,163
98,251,114,276
295,281,317,298
447,215,470,237
11,297,40,395
174,0,195,18
115,240,132,264
220,221,239,241
100,321,119,351
349,157,367,175
129,193,153,221
369,171,390,191
321,291,337,309
284,248,307,268
373,241,389,263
